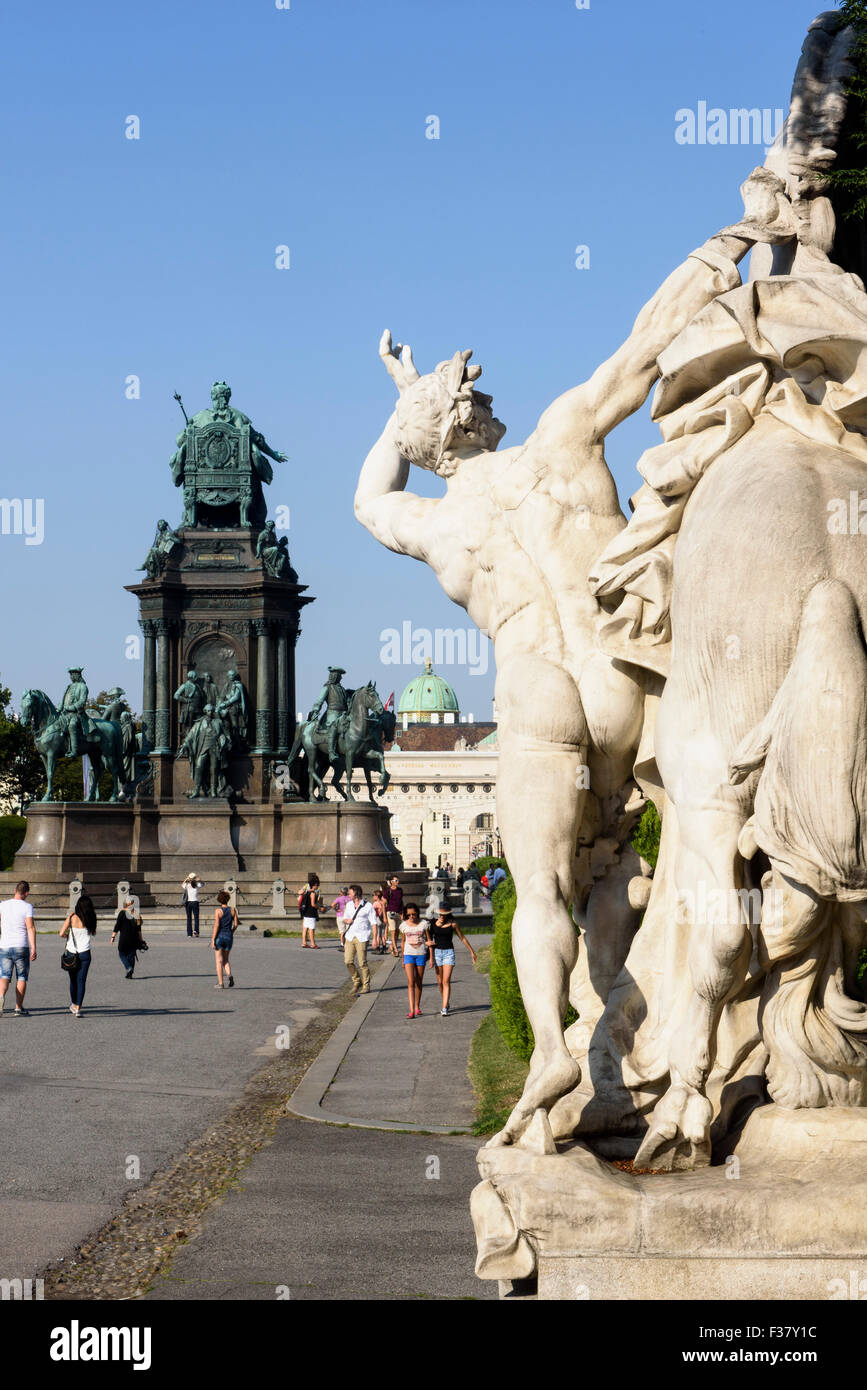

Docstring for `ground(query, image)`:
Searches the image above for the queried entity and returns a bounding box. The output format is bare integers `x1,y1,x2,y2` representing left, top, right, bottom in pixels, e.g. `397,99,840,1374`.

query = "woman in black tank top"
430,911,477,1016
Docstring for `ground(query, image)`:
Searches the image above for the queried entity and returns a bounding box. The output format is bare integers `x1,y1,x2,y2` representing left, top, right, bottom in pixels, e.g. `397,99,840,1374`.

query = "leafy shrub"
631,801,661,870
0,815,26,871
470,855,509,878
488,877,578,1063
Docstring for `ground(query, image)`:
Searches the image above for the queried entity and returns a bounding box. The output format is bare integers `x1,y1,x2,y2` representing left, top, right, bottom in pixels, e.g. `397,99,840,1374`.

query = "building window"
483,784,492,794
418,784,427,793
443,836,450,844
401,784,410,793
467,784,476,794
450,783,458,794
434,783,442,793
442,814,450,830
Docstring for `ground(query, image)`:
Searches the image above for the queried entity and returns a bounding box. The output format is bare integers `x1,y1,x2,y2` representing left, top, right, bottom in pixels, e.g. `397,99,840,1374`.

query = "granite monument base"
2,799,423,910
472,1106,867,1300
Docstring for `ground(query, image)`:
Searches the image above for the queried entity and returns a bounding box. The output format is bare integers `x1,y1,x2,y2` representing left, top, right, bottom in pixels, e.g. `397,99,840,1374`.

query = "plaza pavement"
2,925,496,1299
0,930,349,1278
145,937,496,1300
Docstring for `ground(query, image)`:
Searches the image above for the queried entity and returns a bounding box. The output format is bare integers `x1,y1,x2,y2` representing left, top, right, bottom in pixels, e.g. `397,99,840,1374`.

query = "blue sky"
0,0,827,718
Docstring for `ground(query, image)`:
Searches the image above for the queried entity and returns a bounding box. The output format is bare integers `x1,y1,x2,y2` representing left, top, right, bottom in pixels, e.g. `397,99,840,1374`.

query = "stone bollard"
224,879,238,911
270,877,287,918
68,878,83,912
426,880,444,919
463,879,483,915
116,880,141,914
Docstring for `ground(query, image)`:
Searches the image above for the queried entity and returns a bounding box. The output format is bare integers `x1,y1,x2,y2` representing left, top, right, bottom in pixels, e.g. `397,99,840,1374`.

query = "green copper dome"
397,660,460,722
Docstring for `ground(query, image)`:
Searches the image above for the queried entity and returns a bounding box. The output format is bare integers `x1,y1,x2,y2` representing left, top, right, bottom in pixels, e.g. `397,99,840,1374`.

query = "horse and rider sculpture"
284,667,394,803
21,664,391,806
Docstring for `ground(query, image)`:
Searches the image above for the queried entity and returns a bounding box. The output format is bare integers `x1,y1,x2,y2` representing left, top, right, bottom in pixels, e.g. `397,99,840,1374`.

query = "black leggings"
185,901,200,934
69,951,91,1007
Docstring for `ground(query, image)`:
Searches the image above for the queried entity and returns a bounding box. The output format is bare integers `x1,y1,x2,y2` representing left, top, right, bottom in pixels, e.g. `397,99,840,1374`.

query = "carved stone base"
3,800,424,908
472,1106,867,1300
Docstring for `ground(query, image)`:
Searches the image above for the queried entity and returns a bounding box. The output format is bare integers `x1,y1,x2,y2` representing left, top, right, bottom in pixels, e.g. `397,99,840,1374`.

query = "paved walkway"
0,935,348,1278
147,937,495,1300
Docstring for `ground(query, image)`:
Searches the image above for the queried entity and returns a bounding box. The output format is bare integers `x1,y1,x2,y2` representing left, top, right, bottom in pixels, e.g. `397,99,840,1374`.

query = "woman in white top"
182,873,201,937
60,894,97,1018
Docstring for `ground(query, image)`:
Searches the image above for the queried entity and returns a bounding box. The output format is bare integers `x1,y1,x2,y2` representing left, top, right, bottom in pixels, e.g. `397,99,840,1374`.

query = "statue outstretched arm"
252,430,287,464
535,169,797,449
354,414,438,561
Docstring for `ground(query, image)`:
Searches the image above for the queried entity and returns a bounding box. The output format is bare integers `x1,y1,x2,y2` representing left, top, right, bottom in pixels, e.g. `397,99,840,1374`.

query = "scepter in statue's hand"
173,391,190,426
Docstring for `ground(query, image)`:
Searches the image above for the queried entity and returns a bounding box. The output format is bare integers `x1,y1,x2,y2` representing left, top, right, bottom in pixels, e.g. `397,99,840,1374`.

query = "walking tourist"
342,885,377,998
456,867,465,889
371,888,387,952
298,873,321,949
0,881,37,1017
331,886,350,947
182,873,202,937
488,863,507,891
429,909,476,1015
60,894,97,1018
400,902,428,1019
212,890,238,989
110,899,145,978
385,875,403,956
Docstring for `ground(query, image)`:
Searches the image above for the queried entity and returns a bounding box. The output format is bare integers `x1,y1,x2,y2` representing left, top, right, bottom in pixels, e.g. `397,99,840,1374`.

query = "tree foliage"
824,2,867,220
0,679,44,809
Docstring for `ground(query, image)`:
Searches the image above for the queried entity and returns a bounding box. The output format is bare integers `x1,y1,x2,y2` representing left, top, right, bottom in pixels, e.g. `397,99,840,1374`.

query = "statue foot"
633,1081,713,1171
483,1052,581,1150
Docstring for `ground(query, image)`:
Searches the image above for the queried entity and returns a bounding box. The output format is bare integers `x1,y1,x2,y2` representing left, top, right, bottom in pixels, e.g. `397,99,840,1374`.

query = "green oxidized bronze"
285,670,394,802
140,520,182,578
170,381,288,530
20,668,127,802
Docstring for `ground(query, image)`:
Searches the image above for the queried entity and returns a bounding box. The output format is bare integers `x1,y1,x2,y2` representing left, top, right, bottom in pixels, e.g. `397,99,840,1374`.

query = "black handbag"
61,924,81,974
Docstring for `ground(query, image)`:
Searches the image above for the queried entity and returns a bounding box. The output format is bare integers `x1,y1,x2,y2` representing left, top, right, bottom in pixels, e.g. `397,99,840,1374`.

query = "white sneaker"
441,1006,449,1016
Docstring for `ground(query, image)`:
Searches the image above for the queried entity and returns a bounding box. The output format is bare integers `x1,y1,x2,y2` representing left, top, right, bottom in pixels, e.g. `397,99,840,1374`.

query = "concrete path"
289,941,490,1131
0,934,348,1278
147,937,495,1300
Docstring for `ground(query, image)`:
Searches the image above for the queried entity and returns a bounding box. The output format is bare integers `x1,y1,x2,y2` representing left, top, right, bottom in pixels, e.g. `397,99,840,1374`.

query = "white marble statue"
355,170,798,1147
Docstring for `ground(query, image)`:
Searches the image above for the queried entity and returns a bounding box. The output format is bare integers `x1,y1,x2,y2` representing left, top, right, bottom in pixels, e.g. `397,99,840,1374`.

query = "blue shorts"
434,948,456,967
0,947,30,981
214,935,233,952
403,953,427,967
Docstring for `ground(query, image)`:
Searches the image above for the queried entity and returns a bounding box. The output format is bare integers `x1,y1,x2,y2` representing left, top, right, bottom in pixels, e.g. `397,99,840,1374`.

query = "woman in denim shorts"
429,910,477,1016
399,903,428,1019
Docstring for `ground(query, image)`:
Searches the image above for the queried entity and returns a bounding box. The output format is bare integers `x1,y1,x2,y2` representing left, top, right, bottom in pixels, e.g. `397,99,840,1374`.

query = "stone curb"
286,951,472,1135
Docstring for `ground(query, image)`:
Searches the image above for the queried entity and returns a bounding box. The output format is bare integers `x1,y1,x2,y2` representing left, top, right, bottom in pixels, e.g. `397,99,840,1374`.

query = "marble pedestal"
472,1107,867,1300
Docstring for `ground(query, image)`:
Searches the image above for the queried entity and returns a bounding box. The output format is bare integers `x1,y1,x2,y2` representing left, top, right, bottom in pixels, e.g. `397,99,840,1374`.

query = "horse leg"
87,752,102,801
634,805,749,1170
363,759,375,803
41,745,56,801
344,745,356,802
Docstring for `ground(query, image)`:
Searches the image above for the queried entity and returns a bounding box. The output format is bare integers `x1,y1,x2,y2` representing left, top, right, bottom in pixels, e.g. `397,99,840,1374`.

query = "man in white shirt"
0,881,37,1017
342,884,378,998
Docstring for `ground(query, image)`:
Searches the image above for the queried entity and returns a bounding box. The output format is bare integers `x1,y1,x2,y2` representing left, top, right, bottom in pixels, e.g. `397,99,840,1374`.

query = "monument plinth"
126,524,311,802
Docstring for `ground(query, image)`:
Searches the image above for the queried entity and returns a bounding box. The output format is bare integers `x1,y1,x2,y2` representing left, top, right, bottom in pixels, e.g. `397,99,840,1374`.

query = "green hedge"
488,877,579,1064
0,815,26,871
631,801,661,870
470,855,509,878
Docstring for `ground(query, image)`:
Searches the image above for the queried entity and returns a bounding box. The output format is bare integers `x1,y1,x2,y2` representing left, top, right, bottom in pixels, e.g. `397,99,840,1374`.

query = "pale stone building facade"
380,662,499,870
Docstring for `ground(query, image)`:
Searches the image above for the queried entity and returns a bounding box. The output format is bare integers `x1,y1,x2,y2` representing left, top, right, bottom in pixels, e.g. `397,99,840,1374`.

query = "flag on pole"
384,692,394,711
